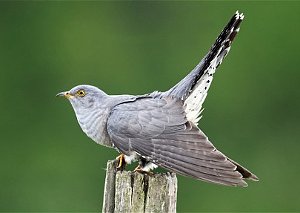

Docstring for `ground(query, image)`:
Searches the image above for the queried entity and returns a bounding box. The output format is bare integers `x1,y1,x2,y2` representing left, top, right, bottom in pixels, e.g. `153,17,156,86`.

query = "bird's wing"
107,97,257,187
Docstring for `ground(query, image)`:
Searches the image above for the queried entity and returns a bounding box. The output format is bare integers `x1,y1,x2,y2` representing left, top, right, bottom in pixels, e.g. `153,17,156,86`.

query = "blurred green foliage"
0,1,299,212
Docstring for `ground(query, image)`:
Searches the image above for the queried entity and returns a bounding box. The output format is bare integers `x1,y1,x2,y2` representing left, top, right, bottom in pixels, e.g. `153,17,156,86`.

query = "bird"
57,11,258,187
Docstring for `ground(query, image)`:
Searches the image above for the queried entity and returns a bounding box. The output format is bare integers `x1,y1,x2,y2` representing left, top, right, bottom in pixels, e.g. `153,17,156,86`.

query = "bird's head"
56,85,107,110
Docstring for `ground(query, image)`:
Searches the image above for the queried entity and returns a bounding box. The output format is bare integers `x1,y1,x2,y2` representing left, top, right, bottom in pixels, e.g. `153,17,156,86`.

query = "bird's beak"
56,91,73,99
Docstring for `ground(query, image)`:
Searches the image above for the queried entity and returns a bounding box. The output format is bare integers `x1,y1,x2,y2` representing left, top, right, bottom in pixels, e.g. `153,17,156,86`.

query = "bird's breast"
75,108,113,148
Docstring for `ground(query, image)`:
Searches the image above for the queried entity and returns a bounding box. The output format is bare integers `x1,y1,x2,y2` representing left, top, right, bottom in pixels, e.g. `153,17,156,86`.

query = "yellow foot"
134,165,154,176
134,165,142,172
116,154,126,170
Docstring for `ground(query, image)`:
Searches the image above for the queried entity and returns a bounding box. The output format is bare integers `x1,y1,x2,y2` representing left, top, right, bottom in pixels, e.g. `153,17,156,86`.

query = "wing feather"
107,97,257,187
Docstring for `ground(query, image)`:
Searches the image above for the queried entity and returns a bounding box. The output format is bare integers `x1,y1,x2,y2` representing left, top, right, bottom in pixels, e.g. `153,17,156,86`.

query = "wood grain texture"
102,160,177,213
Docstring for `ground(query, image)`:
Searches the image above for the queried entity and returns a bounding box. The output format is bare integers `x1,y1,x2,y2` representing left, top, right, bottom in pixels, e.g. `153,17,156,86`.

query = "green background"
1,1,299,212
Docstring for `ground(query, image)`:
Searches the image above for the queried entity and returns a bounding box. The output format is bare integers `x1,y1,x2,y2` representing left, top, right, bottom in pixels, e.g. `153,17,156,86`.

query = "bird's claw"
134,165,154,176
115,154,126,170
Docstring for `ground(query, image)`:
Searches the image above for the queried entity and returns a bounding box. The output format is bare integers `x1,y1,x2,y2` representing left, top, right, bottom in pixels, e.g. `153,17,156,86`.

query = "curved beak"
56,91,73,99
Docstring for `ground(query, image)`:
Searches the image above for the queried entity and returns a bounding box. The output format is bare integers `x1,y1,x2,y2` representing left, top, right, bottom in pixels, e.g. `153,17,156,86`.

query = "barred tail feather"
163,11,244,125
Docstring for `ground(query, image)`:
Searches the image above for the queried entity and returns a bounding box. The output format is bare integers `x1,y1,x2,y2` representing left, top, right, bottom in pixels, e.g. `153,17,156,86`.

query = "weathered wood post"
102,160,177,213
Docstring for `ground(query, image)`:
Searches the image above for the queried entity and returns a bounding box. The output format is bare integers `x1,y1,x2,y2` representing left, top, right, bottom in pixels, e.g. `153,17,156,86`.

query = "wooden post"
102,160,177,213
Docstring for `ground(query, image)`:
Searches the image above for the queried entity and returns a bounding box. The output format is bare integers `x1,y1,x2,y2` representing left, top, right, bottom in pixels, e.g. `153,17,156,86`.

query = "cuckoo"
57,11,258,187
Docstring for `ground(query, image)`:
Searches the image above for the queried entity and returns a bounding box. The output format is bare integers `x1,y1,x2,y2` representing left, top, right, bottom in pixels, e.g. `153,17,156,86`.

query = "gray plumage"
57,11,258,187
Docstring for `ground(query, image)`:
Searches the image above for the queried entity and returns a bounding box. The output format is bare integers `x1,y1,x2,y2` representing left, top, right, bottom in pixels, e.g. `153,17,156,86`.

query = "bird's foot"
134,165,154,176
115,154,126,171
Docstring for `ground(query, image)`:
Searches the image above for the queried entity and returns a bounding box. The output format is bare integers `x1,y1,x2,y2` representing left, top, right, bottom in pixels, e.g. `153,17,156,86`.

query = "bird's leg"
134,165,154,176
115,154,126,170
133,165,143,172
134,158,154,176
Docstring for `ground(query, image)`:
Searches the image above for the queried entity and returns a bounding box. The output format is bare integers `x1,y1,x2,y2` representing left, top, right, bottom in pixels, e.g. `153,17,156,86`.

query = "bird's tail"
163,11,244,124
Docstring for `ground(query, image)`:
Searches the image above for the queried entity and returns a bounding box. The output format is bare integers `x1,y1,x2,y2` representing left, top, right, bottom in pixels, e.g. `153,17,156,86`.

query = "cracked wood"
102,160,177,213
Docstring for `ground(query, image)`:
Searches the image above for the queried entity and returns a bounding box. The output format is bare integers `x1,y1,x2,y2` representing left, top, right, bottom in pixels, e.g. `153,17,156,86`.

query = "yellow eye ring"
77,89,86,97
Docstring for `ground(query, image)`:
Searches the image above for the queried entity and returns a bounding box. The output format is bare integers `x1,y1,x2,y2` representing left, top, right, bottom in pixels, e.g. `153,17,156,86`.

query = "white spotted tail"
163,11,244,125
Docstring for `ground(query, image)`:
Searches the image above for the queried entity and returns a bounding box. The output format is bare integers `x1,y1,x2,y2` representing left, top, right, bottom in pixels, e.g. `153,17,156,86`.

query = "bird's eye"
77,90,86,97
